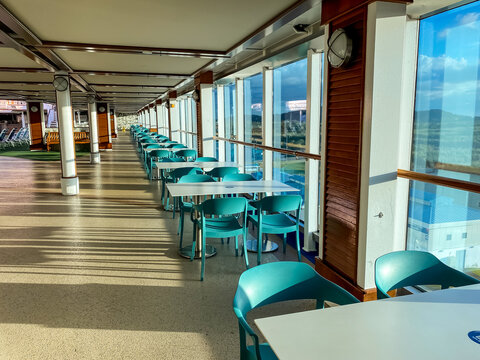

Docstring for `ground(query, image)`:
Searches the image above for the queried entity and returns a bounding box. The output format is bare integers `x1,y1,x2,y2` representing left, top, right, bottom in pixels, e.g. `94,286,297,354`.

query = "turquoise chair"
375,250,480,299
148,149,170,180
168,143,186,149
160,158,186,207
196,157,218,162
192,197,248,280
174,149,197,161
170,167,203,218
223,173,256,182
176,174,216,248
248,195,302,265
206,166,239,180
233,262,359,360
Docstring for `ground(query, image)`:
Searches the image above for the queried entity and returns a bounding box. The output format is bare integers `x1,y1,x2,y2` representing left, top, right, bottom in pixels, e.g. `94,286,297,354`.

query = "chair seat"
248,213,296,234
180,201,193,211
196,216,243,237
246,344,277,360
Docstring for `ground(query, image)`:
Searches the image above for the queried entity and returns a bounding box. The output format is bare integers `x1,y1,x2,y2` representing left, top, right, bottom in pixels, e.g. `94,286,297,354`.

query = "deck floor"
0,133,310,359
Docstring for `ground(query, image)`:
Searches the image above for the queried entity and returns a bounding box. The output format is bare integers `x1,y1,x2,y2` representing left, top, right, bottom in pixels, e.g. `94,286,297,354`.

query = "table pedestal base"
179,244,217,259
246,239,278,253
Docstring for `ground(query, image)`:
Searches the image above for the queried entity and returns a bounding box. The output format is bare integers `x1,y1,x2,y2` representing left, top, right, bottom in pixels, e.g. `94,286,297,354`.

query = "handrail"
397,169,480,194
213,136,321,161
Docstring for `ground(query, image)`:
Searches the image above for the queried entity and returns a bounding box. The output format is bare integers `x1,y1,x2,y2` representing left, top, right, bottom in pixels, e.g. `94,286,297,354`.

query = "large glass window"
224,83,236,162
244,73,263,179
272,58,308,208
407,1,480,278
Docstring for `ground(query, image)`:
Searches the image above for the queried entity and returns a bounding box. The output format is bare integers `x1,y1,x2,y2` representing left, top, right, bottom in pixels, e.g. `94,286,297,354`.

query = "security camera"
293,24,309,34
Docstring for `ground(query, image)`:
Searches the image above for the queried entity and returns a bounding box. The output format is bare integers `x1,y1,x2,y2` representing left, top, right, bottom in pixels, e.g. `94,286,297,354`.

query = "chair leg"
179,212,185,248
172,198,176,219
243,230,249,269
191,223,197,261
296,228,301,262
257,228,262,266
235,236,238,257
200,233,206,281
283,233,287,254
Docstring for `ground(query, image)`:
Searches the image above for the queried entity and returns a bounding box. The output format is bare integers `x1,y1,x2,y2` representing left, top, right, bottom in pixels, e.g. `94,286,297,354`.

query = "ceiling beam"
0,67,51,73
74,70,190,79
38,41,231,59
91,83,172,89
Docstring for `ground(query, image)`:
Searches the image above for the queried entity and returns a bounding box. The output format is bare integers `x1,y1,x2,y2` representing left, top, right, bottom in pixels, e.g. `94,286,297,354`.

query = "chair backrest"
170,144,188,149
208,166,239,178
177,174,215,184
233,262,359,359
150,149,170,159
161,158,185,163
257,195,302,213
200,197,247,216
375,250,479,299
174,149,197,160
145,144,162,150
223,173,256,182
171,167,202,180
196,157,218,162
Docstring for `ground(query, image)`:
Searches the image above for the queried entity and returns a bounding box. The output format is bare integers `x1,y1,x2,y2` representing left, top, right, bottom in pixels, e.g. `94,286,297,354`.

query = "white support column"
217,85,225,161
155,103,160,132
262,67,273,181
236,78,245,172
55,72,79,195
180,99,186,144
149,105,155,131
170,99,180,142
106,104,112,149
88,101,100,164
357,2,412,290
186,97,192,148
304,49,323,252
113,111,118,137
200,84,214,157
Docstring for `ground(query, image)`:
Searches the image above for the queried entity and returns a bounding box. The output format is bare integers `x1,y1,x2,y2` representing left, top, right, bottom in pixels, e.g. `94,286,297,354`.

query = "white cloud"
457,12,480,29
419,54,468,73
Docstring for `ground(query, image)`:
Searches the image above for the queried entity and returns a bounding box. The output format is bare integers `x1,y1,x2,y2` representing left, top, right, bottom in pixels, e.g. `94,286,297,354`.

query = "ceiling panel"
55,51,210,74
92,85,166,93
0,72,53,82
2,0,298,50
0,48,44,68
0,83,53,91
82,75,181,87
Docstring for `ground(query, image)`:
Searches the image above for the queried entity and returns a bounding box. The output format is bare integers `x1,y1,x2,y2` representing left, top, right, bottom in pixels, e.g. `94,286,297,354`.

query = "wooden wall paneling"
28,102,44,150
322,7,367,284
96,102,109,149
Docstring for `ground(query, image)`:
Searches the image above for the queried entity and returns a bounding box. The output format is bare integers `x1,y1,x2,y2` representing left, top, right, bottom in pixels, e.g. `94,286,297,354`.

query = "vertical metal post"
262,67,273,181
88,101,100,164
236,78,245,172
55,72,79,195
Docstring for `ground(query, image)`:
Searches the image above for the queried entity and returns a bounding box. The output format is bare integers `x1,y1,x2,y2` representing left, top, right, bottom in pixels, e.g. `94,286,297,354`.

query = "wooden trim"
213,136,321,160
433,162,480,176
194,71,213,86
397,169,480,194
0,67,50,73
315,257,377,301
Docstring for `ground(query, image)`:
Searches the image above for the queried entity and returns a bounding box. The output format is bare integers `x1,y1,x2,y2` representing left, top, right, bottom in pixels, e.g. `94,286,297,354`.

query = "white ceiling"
2,0,298,50
0,48,43,68
55,51,210,74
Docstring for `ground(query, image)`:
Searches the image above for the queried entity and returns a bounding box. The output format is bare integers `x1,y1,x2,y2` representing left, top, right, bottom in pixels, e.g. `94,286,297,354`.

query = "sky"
415,1,480,117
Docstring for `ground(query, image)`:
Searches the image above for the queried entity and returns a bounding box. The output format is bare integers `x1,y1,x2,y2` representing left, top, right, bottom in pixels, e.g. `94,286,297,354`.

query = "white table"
167,180,299,259
155,161,238,180
255,283,480,359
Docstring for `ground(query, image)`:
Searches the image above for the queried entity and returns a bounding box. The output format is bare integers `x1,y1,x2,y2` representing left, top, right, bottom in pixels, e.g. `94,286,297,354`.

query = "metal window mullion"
236,78,245,172
263,66,273,181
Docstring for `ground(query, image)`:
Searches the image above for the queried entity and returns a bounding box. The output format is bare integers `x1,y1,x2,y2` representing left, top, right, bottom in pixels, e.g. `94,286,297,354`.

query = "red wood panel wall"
323,7,367,284
97,103,110,149
28,102,44,150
